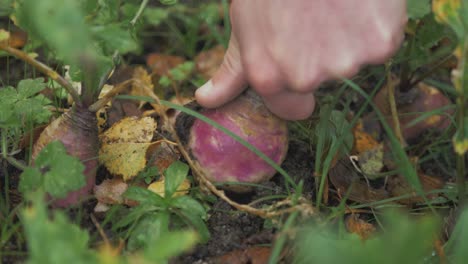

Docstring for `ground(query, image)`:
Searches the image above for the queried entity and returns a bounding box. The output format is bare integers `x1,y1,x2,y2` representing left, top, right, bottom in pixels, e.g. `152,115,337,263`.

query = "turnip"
32,104,99,207
176,90,289,192
0,39,106,207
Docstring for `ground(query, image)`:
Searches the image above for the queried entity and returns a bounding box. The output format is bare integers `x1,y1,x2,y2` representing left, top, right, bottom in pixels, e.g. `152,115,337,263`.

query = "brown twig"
0,43,81,106
90,214,110,245
133,80,315,219
87,79,134,112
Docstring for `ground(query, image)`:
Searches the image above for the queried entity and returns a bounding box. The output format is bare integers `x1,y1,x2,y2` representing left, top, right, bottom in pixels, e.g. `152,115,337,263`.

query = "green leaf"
0,79,51,127
90,23,139,54
0,86,17,104
175,207,210,243
21,194,97,264
137,166,160,184
32,141,86,198
171,195,206,219
15,0,96,65
127,212,170,251
0,0,13,16
448,208,468,262
406,0,431,19
144,7,170,26
169,61,194,81
143,230,198,262
159,76,172,87
18,167,43,195
172,195,209,242
164,161,189,198
294,210,438,263
113,205,149,230
160,0,178,5
124,186,166,205
16,78,47,99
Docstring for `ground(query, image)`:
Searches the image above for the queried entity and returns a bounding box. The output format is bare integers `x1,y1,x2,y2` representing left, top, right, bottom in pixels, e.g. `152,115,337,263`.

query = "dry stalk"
0,43,81,106
386,69,406,146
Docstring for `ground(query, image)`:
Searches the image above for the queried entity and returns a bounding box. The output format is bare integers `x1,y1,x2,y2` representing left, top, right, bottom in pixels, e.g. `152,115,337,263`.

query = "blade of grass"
268,211,298,264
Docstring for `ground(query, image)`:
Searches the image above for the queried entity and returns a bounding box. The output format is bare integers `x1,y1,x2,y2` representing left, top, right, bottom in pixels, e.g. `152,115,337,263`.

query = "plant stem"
408,54,454,88
399,26,416,92
457,153,466,206
455,38,468,205
130,0,149,26
88,79,133,112
0,44,82,106
386,65,406,146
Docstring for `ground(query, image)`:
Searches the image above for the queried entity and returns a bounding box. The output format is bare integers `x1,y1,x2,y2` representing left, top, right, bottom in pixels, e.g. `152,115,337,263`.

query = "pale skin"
195,0,408,120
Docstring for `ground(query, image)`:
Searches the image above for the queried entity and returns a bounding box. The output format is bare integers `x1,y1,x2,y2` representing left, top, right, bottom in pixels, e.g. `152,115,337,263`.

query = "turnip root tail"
33,105,98,207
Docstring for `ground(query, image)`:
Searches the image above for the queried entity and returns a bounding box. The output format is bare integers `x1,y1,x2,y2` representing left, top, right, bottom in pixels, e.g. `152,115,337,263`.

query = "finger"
196,36,248,108
262,90,316,120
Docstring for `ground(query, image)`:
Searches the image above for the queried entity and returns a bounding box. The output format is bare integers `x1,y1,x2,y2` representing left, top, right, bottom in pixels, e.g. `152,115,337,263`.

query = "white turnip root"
32,105,99,207
176,90,289,192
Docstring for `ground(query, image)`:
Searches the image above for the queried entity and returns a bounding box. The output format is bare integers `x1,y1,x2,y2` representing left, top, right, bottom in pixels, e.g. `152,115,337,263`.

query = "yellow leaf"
99,117,157,180
148,177,190,198
454,137,468,155
432,0,461,24
0,29,10,43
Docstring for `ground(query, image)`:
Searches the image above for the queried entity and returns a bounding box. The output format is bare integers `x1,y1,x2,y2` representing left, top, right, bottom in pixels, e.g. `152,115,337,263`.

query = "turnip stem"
0,44,81,106
88,79,134,112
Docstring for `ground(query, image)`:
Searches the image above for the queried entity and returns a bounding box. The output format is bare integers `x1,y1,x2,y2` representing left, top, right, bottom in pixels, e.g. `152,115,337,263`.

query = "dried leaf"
329,159,389,203
146,141,180,174
352,119,381,154
131,66,155,108
94,178,142,212
387,172,444,205
146,53,185,77
8,30,28,48
94,178,129,205
99,117,157,180
345,214,376,240
397,83,453,141
195,45,225,80
211,246,272,264
374,82,453,141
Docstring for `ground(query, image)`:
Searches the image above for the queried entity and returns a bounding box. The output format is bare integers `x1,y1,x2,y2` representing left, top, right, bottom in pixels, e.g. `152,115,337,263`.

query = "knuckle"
328,56,359,79
289,74,321,93
246,65,281,95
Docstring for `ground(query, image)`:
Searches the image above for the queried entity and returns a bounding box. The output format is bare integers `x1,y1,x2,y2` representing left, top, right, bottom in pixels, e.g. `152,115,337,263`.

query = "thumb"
195,35,248,108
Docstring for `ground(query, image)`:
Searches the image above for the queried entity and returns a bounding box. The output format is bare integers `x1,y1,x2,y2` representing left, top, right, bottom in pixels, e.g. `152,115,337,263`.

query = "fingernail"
196,80,213,98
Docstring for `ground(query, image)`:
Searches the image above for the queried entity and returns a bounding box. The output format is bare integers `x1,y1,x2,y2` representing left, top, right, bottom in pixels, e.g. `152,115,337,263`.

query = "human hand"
195,0,407,120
